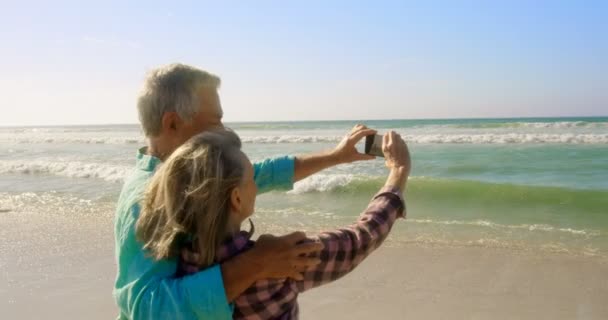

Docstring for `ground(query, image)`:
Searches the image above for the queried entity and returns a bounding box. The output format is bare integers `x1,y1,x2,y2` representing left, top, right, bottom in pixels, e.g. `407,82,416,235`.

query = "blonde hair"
136,129,244,268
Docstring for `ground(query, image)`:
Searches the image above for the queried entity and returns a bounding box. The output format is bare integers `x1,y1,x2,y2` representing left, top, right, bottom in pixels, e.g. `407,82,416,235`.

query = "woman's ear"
230,187,242,213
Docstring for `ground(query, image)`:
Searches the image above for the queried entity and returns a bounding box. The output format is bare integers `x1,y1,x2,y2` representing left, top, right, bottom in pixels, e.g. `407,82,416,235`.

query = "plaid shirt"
177,186,405,320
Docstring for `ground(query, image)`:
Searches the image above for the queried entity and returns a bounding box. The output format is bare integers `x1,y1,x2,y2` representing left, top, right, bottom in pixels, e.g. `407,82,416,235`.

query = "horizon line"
1,115,607,128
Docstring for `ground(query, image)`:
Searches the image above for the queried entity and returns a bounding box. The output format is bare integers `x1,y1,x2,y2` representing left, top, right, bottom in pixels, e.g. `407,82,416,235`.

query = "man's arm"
252,125,376,192
115,209,233,320
292,150,341,182
116,214,323,320
253,156,295,194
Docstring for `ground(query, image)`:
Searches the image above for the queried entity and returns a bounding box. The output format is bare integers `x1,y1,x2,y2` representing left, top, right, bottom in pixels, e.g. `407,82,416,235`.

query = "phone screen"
365,134,384,157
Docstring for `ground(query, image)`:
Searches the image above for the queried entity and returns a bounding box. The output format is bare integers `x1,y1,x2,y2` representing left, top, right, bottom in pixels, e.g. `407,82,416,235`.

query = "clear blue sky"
1,0,606,125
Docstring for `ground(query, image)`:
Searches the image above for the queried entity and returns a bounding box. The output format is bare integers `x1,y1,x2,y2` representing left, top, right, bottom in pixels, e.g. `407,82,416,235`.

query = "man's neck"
147,137,175,161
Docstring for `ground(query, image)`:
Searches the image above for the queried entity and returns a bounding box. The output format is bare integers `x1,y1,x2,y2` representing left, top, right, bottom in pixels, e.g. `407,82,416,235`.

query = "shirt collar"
136,147,161,172
215,219,255,262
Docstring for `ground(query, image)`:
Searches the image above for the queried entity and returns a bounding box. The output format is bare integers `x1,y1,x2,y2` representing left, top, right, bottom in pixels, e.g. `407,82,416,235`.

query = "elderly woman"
136,129,410,319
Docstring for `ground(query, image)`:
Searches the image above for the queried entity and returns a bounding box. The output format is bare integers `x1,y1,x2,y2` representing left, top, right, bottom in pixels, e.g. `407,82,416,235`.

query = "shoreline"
2,209,607,319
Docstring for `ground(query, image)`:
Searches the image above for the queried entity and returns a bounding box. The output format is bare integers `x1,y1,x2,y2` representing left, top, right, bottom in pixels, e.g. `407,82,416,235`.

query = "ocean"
1,117,607,258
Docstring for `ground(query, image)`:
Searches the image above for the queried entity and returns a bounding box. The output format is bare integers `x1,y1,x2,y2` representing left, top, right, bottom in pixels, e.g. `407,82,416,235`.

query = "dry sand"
1,209,607,319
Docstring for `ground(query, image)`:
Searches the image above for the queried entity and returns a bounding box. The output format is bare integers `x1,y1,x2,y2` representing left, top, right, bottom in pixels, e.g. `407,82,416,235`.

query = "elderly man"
114,63,376,319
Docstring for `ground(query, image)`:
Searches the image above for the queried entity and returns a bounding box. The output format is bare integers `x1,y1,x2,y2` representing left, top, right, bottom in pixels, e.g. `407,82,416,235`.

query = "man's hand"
251,232,323,281
330,124,378,164
221,231,323,301
293,124,377,182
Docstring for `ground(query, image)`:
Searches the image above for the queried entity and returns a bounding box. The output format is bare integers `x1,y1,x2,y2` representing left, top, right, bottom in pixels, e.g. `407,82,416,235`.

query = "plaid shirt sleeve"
178,186,405,319
294,186,406,292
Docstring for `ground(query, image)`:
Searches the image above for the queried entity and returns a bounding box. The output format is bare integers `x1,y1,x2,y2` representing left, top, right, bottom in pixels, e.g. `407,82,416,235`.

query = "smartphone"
365,134,384,157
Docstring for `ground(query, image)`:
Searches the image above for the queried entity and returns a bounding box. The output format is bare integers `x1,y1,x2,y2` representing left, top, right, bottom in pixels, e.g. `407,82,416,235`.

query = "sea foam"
289,174,356,194
0,160,131,182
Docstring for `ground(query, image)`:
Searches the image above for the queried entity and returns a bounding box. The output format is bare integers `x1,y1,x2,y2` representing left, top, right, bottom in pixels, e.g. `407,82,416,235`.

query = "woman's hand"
383,131,411,172
382,131,411,190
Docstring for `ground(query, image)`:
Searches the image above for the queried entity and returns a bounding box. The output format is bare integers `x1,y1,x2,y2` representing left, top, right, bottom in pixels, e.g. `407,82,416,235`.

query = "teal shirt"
114,148,295,320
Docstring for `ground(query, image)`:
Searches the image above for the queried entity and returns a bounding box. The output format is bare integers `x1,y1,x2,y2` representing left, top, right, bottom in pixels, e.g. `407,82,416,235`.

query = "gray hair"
137,63,221,137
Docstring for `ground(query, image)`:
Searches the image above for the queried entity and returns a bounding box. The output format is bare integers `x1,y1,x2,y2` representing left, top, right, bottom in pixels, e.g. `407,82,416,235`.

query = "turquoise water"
1,117,607,257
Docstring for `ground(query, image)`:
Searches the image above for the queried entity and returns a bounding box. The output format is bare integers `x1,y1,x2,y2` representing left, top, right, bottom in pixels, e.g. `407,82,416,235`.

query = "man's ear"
230,187,242,212
161,112,180,133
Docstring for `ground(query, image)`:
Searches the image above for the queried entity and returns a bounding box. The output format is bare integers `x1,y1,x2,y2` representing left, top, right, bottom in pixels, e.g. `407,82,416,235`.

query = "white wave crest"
517,121,608,129
2,132,608,145
0,135,144,144
242,133,608,144
0,160,132,182
449,121,608,130
241,135,342,144
289,174,356,194
406,133,608,144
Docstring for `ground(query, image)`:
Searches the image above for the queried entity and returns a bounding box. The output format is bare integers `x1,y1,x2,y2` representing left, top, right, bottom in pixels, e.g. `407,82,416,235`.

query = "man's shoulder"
115,168,154,230
118,168,154,205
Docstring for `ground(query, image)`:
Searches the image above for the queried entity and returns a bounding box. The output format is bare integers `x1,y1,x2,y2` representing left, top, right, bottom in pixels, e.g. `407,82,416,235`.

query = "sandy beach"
2,207,607,320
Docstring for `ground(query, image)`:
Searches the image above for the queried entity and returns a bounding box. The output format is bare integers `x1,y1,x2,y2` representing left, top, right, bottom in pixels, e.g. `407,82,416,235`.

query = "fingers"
291,240,324,256
293,256,322,268
281,231,307,244
386,131,404,150
350,128,377,143
286,256,323,281
383,131,404,167
354,153,376,161
394,132,407,153
351,124,367,133
383,131,389,150
343,127,406,166
390,131,398,145
288,271,304,281
349,124,375,139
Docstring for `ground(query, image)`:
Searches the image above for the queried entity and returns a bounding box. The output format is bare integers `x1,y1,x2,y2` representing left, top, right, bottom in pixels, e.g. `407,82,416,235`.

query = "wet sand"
2,209,607,319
